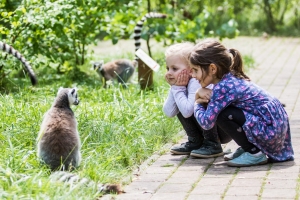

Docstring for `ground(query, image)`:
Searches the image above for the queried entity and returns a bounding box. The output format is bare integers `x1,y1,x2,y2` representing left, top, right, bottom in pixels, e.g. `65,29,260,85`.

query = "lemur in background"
0,41,37,85
93,12,167,87
37,87,81,171
92,59,137,88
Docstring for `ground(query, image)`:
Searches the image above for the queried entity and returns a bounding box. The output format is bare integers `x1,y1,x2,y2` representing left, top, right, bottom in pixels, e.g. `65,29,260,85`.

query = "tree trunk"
278,0,289,25
146,35,152,58
147,0,151,13
263,0,276,32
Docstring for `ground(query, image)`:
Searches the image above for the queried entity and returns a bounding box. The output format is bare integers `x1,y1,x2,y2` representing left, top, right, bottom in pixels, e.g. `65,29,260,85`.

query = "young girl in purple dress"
189,39,294,167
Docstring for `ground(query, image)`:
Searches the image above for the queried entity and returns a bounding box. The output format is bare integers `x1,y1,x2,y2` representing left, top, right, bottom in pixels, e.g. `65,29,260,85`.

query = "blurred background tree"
0,0,299,82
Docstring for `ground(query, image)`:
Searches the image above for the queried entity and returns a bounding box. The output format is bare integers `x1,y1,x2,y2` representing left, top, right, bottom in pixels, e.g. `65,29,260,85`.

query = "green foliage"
243,54,256,71
0,0,241,81
229,0,300,36
0,0,138,72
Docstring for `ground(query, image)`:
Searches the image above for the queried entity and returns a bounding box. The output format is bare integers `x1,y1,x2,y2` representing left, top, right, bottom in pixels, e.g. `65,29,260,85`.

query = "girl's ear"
209,63,217,75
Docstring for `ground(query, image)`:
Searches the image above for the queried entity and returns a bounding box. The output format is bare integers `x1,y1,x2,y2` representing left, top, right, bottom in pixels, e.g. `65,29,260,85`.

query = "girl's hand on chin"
175,70,189,86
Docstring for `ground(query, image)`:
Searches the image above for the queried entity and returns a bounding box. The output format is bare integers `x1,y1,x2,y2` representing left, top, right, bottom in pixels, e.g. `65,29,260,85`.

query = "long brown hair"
189,39,250,81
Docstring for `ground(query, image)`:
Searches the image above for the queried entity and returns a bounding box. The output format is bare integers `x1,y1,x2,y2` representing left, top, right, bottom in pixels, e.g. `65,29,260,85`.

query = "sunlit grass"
0,50,182,198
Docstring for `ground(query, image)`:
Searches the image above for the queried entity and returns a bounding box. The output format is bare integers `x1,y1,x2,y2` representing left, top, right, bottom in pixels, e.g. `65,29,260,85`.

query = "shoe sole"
224,151,245,161
170,150,190,155
227,159,268,167
224,157,231,161
190,152,224,158
224,156,233,161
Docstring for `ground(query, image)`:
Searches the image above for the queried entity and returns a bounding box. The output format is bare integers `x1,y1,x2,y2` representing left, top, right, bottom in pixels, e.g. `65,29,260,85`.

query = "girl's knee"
217,107,232,124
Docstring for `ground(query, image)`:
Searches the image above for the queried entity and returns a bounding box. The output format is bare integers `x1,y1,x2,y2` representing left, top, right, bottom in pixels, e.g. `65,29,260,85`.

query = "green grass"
0,48,255,199
0,52,183,198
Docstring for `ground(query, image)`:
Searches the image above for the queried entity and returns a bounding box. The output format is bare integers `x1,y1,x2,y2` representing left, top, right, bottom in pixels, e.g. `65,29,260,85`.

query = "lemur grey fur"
37,87,80,171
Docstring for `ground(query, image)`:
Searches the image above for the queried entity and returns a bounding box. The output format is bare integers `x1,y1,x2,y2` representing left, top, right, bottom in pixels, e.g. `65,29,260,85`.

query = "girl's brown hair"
189,39,250,81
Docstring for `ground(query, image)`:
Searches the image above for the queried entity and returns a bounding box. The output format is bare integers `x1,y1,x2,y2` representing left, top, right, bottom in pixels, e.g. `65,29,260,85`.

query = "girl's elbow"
201,123,214,130
163,109,177,117
194,118,212,130
181,112,193,118
165,113,175,118
202,126,211,130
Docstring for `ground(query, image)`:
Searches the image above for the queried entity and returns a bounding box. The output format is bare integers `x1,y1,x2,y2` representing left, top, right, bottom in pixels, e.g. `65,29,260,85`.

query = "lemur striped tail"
50,171,123,195
133,12,167,60
0,41,37,85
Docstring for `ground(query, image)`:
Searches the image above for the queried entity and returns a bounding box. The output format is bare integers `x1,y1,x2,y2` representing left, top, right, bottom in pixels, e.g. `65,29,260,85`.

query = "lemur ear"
71,87,77,95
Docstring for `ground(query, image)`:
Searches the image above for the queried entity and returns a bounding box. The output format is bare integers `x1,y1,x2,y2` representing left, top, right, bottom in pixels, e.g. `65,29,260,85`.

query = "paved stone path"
102,37,300,200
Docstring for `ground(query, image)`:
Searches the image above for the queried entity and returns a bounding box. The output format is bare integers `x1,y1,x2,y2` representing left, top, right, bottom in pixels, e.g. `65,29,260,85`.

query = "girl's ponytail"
228,48,250,81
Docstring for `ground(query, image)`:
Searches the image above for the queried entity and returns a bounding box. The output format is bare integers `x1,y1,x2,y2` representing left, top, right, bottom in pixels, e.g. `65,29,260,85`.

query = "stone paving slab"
101,37,300,200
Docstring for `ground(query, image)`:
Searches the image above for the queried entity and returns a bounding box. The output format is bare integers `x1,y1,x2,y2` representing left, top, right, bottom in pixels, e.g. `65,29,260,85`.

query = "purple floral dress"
194,73,294,161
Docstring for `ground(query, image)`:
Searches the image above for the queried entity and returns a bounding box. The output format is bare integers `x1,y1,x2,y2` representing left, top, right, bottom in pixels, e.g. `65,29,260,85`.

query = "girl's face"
191,64,219,88
165,55,191,85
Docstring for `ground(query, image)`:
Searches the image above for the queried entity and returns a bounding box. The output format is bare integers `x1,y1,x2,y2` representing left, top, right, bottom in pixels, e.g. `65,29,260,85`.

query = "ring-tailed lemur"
50,171,123,194
0,41,37,85
133,12,167,60
92,13,166,87
37,87,81,171
92,59,137,88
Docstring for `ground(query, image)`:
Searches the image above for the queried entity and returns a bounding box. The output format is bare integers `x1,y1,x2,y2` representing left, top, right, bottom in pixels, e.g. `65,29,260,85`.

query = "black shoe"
190,140,224,158
170,140,202,155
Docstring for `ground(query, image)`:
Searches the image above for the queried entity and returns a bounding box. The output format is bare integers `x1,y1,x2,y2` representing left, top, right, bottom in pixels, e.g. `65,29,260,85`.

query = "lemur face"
68,87,80,105
57,87,80,106
92,61,104,71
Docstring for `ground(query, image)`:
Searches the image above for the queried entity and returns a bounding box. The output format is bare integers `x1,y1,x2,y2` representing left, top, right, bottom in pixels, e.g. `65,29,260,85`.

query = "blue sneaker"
227,152,268,167
224,147,245,161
